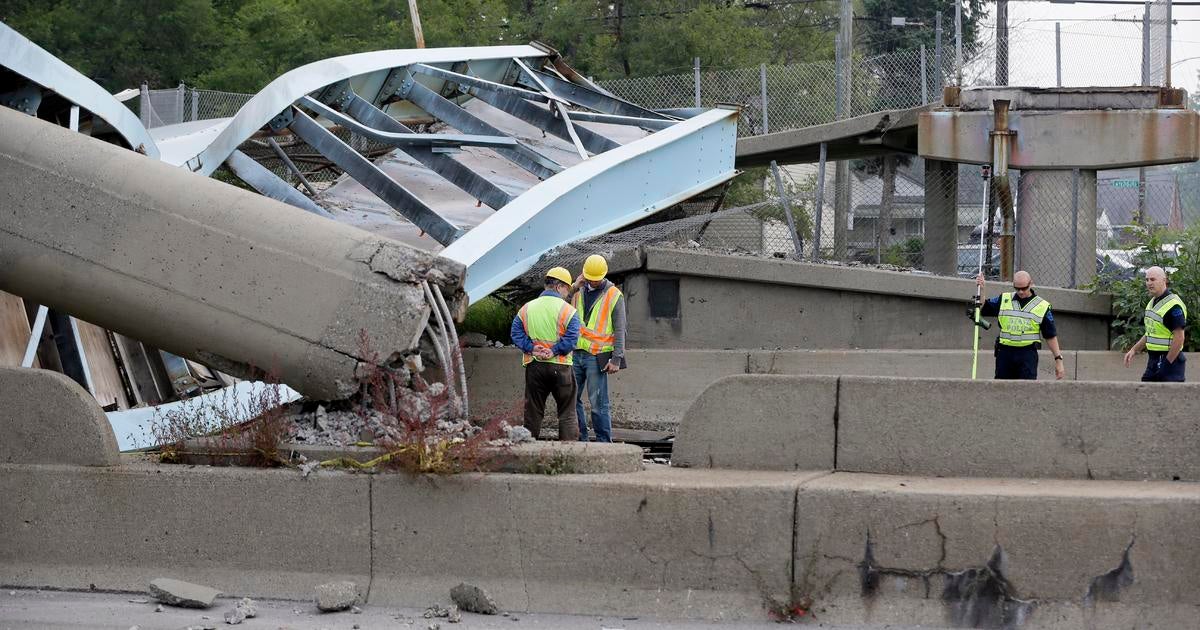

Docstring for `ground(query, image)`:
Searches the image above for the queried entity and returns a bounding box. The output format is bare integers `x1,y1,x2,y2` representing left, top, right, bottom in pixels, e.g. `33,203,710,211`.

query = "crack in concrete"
365,475,375,602
1083,538,1135,607
502,480,532,610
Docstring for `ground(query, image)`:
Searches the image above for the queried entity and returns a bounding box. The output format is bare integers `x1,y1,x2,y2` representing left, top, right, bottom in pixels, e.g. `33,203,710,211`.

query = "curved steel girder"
0,21,159,158
171,46,546,176
439,108,740,302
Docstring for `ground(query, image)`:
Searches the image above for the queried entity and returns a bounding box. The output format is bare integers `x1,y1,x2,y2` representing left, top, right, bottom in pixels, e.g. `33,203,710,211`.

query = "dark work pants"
994,345,1039,380
523,360,579,440
1143,352,1186,382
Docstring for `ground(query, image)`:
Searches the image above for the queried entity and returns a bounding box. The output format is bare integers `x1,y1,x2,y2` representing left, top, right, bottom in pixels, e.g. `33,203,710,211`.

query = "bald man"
1123,266,1187,382
973,271,1066,380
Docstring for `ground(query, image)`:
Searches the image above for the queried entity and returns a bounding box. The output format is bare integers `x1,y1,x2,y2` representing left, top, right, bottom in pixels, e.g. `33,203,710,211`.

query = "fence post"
1055,23,1062,87
191,88,198,121
935,12,944,93
813,143,827,262
693,57,701,108
771,161,804,260
1142,3,1151,85
955,0,963,85
176,83,185,126
759,63,769,134
921,45,929,103
139,82,150,128
1070,168,1080,288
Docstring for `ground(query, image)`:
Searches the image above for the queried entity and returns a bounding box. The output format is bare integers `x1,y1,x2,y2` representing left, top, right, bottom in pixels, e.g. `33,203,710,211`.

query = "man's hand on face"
573,274,585,290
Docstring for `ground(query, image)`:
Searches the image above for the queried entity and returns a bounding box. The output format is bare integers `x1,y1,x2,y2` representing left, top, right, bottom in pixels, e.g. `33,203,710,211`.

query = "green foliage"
725,166,814,242
460,295,517,343
882,236,923,267
3,0,837,93
1090,224,1200,351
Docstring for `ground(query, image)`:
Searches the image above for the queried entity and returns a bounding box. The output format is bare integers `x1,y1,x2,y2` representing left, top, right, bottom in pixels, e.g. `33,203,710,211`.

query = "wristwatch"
1053,355,1063,361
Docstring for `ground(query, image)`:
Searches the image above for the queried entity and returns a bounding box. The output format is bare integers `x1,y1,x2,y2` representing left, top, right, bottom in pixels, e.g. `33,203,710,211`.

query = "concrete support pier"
1017,169,1097,288
923,158,959,275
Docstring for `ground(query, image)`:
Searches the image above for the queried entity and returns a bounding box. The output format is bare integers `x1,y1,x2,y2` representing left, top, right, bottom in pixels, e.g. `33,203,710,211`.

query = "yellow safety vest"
1144,293,1187,352
518,295,576,366
574,284,622,355
997,292,1050,347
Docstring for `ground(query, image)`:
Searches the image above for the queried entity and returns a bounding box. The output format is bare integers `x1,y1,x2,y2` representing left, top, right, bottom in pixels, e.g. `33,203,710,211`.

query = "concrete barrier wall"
466,348,1167,433
672,375,836,470
793,472,1200,628
4,459,1199,625
0,368,119,466
0,462,371,600
623,247,1112,351
674,374,1200,481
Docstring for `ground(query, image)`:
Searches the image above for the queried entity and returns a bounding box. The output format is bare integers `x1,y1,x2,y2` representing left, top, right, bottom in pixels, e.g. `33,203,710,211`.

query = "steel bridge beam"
287,107,463,245
225,149,331,217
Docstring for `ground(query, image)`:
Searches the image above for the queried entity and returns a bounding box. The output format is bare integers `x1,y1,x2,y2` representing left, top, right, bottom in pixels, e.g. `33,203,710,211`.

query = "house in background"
1095,169,1183,247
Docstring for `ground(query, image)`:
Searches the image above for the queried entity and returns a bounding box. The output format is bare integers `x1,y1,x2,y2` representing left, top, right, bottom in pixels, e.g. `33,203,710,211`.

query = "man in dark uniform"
971,270,1066,380
1123,266,1187,382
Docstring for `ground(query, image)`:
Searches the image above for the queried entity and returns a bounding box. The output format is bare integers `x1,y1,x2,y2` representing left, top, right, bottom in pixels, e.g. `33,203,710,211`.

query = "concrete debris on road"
223,597,257,624
450,582,499,615
315,581,360,612
504,425,534,443
148,578,221,608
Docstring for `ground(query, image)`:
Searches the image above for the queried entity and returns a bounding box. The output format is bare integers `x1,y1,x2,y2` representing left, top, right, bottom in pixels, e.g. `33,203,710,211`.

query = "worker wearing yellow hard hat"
510,266,581,440
568,254,627,443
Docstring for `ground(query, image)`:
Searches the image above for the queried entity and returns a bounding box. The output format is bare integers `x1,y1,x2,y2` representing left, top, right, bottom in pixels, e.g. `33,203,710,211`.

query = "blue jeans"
573,351,612,442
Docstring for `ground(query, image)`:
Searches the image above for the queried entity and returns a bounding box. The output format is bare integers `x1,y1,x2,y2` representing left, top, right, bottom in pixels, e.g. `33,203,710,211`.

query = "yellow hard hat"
546,266,573,285
582,254,608,281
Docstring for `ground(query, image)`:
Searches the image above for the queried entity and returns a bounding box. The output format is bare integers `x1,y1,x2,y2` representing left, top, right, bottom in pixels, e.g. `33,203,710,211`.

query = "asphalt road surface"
0,588,949,630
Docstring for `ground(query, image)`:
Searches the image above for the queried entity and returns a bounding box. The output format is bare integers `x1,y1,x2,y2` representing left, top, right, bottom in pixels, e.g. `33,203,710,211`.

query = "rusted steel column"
0,107,465,400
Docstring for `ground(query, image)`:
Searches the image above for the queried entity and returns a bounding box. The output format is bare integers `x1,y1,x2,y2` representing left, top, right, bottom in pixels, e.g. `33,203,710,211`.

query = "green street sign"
1111,179,1139,189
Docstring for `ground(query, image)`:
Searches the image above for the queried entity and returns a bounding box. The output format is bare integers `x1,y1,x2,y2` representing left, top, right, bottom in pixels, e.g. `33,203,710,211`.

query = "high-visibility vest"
1144,292,1187,352
574,284,622,355
997,292,1050,347
517,295,576,366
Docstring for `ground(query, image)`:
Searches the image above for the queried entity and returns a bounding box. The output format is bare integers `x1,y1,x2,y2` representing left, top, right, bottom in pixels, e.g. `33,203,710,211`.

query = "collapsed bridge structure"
0,22,738,410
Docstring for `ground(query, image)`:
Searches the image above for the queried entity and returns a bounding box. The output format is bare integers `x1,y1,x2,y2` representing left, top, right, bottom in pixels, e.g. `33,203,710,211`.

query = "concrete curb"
0,367,119,466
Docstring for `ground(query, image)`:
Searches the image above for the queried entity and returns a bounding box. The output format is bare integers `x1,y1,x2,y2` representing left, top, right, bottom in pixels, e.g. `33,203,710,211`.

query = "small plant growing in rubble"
142,370,290,467
341,331,510,474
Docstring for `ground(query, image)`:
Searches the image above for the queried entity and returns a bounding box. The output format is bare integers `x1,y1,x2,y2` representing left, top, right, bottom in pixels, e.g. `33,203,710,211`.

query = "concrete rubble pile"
281,401,535,448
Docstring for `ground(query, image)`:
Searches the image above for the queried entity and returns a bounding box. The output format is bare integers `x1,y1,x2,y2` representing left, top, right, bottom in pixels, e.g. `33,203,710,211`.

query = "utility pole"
996,0,1009,86
408,0,426,48
1166,0,1173,87
833,0,853,260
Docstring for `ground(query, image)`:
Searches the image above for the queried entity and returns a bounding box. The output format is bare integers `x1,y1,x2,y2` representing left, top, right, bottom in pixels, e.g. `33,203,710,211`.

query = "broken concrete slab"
672,375,836,470
0,107,465,401
223,597,256,624
450,583,499,615
148,578,221,608
315,581,360,611
0,367,119,466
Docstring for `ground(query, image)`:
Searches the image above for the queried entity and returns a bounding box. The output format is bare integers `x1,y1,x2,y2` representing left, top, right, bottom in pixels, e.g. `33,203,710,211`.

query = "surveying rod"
971,165,993,380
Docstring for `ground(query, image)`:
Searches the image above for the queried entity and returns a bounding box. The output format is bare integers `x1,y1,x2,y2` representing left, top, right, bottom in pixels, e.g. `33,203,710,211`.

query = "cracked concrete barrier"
0,367,119,466
466,348,748,430
0,462,371,599
370,468,814,619
837,376,1200,481
672,374,837,470
792,472,1200,627
0,107,464,400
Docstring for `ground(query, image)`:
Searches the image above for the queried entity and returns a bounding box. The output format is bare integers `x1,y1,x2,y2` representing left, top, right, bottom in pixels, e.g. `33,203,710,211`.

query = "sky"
974,0,1200,94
